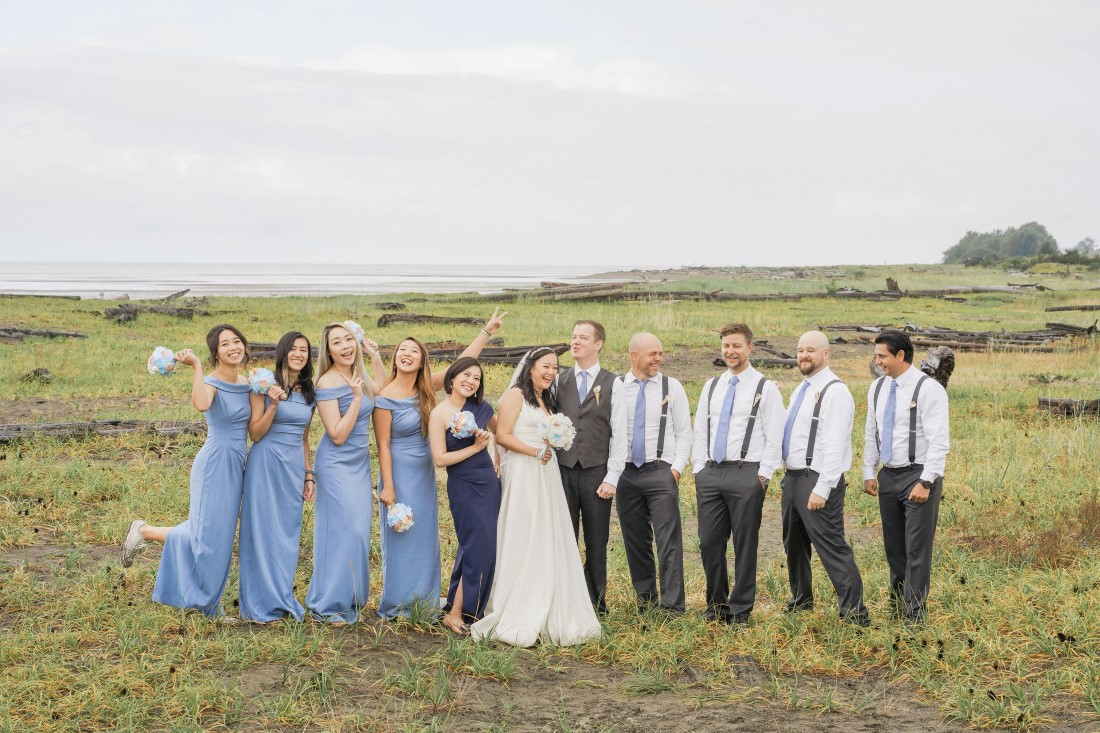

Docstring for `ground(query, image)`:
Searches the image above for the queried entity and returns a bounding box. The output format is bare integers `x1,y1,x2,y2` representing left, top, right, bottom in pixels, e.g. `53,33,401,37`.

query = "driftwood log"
1,326,87,343
161,289,190,302
1045,304,1100,312
104,304,205,324
373,302,407,311
0,420,206,445
713,357,796,369
247,338,558,367
1038,398,1100,417
0,293,81,300
377,313,484,328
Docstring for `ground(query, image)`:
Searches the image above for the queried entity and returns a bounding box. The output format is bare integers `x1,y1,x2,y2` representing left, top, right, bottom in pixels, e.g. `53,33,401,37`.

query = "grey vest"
556,367,617,469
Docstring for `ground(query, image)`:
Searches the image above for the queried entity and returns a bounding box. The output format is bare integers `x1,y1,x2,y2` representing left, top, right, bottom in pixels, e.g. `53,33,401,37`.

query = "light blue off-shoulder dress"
376,395,441,619
152,376,249,618
239,391,314,622
305,385,374,623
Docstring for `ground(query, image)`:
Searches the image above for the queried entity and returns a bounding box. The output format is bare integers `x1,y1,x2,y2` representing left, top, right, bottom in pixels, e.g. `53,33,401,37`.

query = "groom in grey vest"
557,320,621,614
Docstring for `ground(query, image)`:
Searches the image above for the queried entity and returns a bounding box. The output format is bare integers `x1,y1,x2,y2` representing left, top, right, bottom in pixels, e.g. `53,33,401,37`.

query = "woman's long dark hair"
443,357,485,404
274,331,315,404
516,346,559,412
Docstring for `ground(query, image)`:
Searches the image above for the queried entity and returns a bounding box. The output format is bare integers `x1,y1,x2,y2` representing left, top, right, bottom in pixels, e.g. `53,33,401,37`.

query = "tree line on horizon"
942,221,1097,268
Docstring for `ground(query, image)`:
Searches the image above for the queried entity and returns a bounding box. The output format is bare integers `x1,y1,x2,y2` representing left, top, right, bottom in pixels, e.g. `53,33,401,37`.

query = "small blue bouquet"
248,367,277,394
387,502,414,533
539,413,576,451
147,346,178,376
448,410,479,439
343,320,366,344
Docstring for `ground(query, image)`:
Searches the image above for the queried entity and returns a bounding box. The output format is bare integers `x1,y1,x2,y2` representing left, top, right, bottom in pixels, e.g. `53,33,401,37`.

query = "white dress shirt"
862,365,950,483
566,362,624,485
691,366,784,480
783,367,854,500
606,371,692,487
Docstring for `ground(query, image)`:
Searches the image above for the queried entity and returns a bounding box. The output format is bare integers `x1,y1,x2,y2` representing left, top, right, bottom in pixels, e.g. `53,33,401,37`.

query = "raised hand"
267,384,287,402
175,348,201,367
342,373,365,399
483,306,508,336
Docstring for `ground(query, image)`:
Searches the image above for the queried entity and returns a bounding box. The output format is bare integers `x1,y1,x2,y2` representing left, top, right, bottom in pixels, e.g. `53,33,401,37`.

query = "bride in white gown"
471,347,602,647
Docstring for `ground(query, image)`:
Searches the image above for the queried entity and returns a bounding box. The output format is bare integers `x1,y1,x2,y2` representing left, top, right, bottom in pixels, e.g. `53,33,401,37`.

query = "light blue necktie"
631,379,648,467
782,380,812,461
880,379,898,465
711,375,739,463
578,370,589,404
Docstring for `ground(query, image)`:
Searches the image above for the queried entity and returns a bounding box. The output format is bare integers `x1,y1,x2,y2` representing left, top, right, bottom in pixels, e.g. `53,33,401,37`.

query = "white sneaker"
121,519,147,567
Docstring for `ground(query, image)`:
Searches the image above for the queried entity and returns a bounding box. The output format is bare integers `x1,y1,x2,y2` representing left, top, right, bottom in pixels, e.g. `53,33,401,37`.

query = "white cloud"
155,23,205,51
303,44,710,99
829,189,923,219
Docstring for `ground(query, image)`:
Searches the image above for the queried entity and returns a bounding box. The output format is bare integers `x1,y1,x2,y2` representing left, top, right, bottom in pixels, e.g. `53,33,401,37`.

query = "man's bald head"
796,330,830,377
629,332,664,379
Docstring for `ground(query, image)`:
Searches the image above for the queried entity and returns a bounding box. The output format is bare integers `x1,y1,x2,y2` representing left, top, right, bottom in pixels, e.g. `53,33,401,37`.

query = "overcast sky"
1,1,1096,268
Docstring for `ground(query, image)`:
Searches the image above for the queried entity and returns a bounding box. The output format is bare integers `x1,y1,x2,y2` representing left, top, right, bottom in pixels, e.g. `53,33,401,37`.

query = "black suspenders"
706,374,766,463
623,374,670,461
874,374,930,464
805,379,842,467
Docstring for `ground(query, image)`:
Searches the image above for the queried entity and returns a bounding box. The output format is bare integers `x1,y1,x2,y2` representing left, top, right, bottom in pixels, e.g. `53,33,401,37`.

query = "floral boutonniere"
753,392,762,406
593,385,602,406
814,391,822,403
909,400,917,410
661,394,670,406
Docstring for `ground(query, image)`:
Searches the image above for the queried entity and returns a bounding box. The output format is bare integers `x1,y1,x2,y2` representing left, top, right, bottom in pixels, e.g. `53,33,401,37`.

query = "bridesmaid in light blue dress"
121,324,252,621
305,322,386,623
375,337,440,619
239,331,316,623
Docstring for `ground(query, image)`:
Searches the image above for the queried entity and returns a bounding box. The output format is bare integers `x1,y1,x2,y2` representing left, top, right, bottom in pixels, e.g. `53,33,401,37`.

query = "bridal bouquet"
539,413,576,451
448,410,479,439
387,502,415,533
343,320,366,345
247,368,277,394
146,347,178,376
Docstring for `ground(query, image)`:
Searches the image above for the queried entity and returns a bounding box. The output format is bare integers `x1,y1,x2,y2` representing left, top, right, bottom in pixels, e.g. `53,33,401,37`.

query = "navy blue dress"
444,399,501,619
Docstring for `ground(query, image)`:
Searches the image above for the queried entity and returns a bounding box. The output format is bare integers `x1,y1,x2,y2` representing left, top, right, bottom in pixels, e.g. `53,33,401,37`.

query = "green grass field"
2,264,1099,732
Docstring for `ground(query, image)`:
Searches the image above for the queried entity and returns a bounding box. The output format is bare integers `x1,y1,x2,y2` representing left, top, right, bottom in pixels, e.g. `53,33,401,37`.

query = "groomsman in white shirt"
604,332,692,614
691,323,784,625
862,329,950,623
781,331,869,626
556,320,622,614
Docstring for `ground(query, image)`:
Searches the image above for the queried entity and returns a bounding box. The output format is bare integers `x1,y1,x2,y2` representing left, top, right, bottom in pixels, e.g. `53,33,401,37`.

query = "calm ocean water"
0,262,615,298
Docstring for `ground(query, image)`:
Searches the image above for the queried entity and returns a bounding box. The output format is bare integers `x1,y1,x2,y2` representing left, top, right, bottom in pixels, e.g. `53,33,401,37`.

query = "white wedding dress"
471,401,603,647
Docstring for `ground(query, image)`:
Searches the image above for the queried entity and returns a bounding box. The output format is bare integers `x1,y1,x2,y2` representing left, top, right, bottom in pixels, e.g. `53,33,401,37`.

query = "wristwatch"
760,477,770,489
917,479,933,490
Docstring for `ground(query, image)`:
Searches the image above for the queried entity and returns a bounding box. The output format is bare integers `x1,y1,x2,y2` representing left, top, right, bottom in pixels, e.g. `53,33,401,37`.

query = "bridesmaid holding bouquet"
121,324,252,622
238,331,316,623
428,357,501,635
373,308,507,620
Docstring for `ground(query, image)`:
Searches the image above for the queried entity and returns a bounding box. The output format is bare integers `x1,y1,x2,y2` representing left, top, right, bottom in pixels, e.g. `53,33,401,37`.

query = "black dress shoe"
729,614,750,626
843,613,872,628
